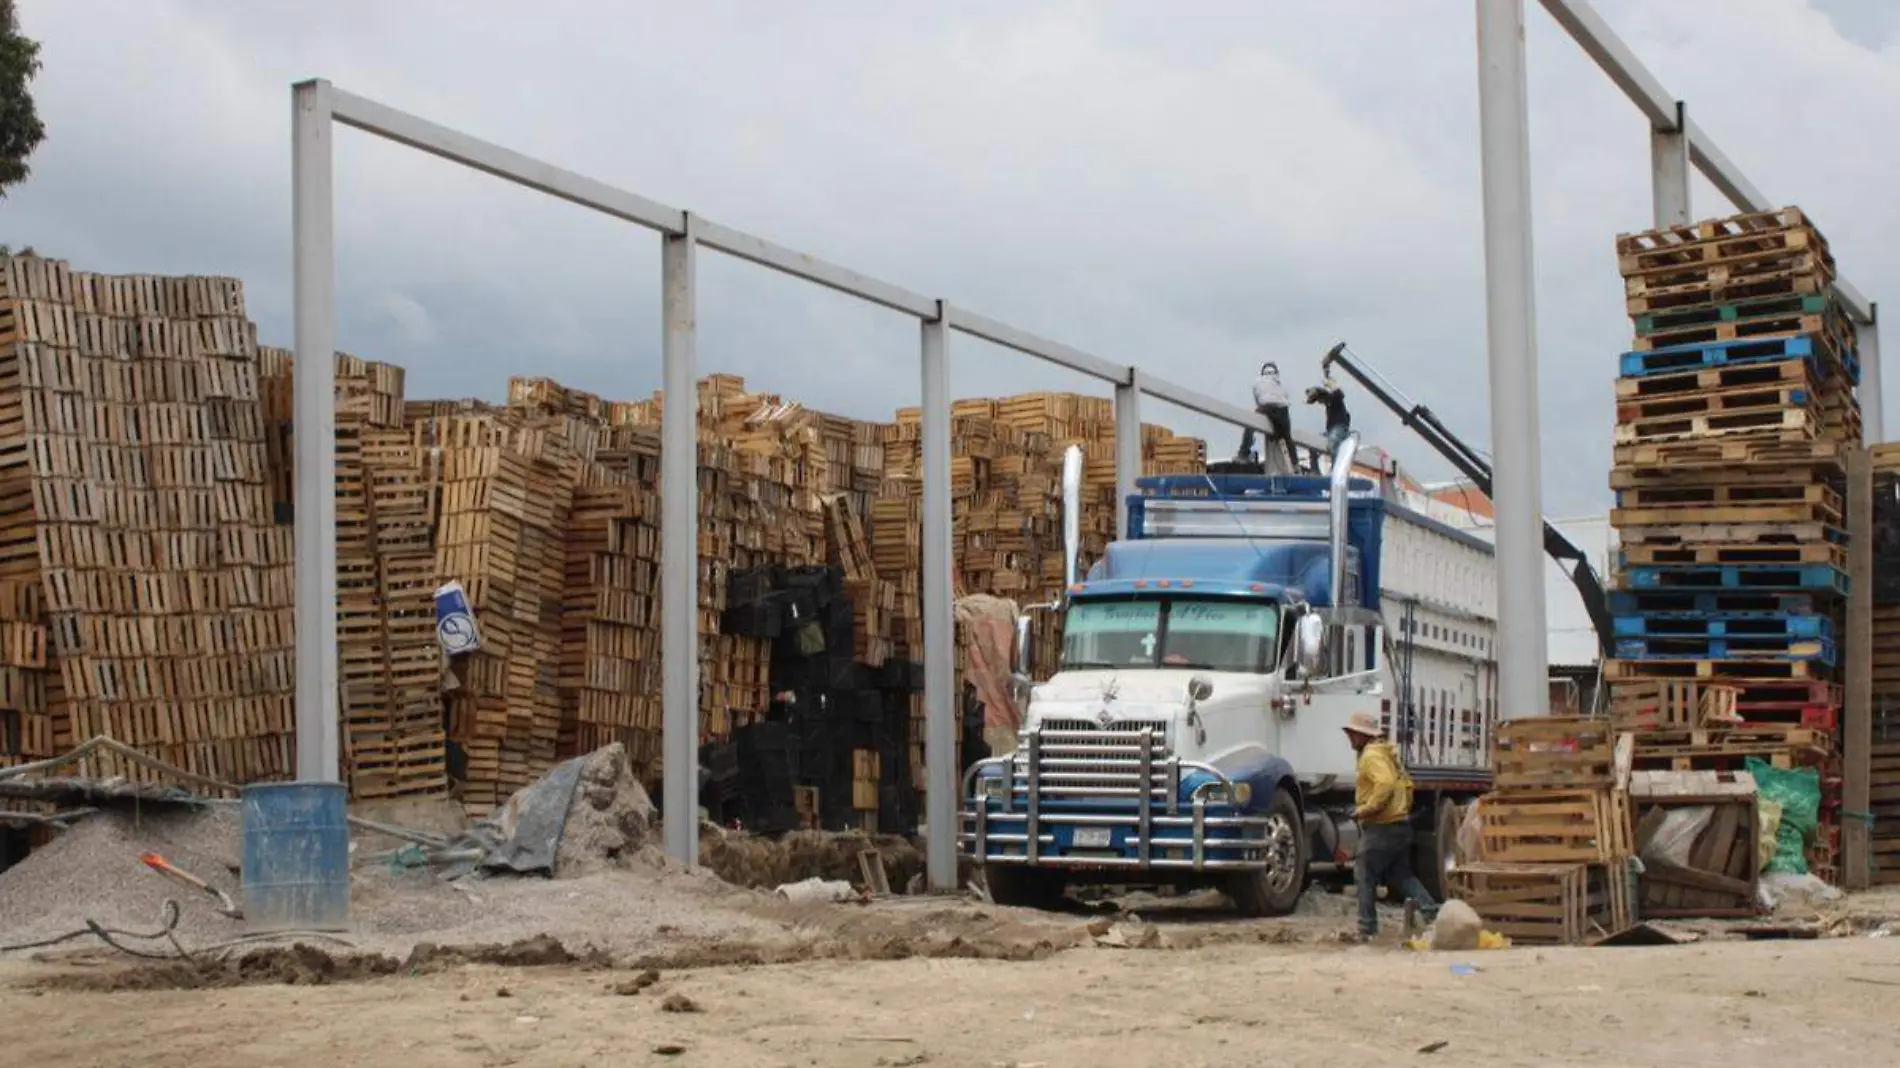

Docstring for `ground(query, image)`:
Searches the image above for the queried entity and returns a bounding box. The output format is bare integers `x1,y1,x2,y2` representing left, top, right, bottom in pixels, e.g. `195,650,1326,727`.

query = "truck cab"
960,435,1497,915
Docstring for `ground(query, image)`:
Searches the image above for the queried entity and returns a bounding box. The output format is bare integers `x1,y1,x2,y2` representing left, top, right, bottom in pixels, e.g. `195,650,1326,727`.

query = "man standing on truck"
1343,710,1436,941
1306,377,1352,453
1237,361,1295,472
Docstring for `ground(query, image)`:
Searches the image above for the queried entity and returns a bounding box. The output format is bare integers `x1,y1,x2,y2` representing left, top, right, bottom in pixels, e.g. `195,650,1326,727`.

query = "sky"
4,0,1897,518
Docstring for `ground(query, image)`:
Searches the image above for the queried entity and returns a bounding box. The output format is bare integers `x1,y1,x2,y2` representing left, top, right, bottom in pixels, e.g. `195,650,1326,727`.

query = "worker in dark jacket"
1307,378,1352,454
1344,709,1436,940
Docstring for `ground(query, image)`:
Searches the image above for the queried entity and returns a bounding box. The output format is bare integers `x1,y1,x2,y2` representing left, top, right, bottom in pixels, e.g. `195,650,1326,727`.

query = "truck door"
1275,615,1379,784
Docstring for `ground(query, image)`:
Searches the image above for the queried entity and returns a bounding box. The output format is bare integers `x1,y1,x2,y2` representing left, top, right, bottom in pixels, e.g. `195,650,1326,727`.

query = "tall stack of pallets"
0,258,296,785
1608,207,1856,881
1460,716,1634,944
1867,444,1900,883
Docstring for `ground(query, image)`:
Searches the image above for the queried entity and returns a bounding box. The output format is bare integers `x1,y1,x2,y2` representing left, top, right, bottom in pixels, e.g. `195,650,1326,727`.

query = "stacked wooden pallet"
420,413,576,814
1607,208,1854,877
1461,716,1633,944
1867,444,1900,882
0,257,295,784
256,349,448,801
0,253,1227,823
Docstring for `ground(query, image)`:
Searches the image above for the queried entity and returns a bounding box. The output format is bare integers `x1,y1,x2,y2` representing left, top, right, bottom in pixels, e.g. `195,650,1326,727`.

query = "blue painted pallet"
1622,564,1849,595
1613,635,1835,665
1611,613,1832,641
1619,333,1859,384
1608,590,1819,616
1619,334,1819,378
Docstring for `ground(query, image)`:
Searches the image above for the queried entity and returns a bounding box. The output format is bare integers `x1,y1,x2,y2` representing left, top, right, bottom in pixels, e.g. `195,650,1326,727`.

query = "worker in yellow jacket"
1343,710,1437,940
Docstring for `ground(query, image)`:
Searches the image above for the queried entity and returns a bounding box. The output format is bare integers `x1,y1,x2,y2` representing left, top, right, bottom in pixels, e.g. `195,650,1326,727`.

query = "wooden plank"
1845,446,1872,889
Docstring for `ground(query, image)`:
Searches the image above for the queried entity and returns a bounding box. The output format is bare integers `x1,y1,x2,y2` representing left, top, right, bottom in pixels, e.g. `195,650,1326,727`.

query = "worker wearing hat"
1343,709,1437,941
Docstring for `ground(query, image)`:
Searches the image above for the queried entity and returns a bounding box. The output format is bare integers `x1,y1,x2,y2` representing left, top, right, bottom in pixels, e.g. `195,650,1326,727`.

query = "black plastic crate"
727,566,778,609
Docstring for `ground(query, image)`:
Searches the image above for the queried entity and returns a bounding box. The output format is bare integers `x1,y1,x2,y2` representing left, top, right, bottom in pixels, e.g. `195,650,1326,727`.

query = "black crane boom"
1319,342,1615,660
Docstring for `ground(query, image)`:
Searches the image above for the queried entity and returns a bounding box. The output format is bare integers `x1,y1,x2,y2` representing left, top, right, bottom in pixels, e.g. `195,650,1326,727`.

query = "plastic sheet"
1746,758,1819,876
1639,805,1713,869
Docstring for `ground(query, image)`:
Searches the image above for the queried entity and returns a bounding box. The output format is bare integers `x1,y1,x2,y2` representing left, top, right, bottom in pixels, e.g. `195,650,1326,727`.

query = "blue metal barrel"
241,782,350,932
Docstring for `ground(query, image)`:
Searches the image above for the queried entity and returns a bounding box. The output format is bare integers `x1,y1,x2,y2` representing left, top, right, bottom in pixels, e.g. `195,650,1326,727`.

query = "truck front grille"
1014,718,1175,799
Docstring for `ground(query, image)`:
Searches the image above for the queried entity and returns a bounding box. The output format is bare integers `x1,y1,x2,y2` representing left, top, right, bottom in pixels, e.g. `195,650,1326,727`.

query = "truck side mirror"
1188,675,1214,702
1295,612,1326,677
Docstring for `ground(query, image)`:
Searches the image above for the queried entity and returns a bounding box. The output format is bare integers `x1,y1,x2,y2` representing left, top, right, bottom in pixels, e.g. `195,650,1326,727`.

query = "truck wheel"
982,865,1067,910
1227,787,1309,917
1414,798,1461,903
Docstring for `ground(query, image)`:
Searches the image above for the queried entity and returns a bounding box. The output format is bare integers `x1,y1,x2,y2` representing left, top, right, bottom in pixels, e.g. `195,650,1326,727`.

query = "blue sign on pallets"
1613,636,1836,665
1611,613,1832,641
1622,563,1849,596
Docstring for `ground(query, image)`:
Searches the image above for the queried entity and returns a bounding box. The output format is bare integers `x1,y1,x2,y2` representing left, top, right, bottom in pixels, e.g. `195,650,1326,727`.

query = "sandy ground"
4,931,1900,1068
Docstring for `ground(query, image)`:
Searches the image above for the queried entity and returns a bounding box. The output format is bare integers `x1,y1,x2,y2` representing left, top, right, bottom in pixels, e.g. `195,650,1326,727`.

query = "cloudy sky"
5,0,1897,517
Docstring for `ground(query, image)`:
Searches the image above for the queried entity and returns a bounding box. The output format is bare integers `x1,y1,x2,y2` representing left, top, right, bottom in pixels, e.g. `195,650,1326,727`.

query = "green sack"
1746,758,1820,876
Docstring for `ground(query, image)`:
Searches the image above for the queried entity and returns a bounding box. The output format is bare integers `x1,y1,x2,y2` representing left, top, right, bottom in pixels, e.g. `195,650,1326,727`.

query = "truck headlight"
1192,781,1251,807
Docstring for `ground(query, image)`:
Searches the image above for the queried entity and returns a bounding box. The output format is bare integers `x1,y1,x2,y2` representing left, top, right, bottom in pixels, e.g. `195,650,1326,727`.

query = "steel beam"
291,80,341,783
1115,372,1143,540
661,218,700,866
327,85,685,234
698,220,936,319
1476,0,1551,717
1538,0,1874,324
1861,309,1884,444
920,304,957,890
946,307,1129,385
1651,101,1691,228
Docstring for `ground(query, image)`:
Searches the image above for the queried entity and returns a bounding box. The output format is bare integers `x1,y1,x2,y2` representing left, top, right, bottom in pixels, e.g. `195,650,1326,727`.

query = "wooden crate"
1610,679,1698,731
1451,861,1630,946
1493,717,1619,790
1479,788,1632,864
1450,862,1588,945
1630,770,1761,918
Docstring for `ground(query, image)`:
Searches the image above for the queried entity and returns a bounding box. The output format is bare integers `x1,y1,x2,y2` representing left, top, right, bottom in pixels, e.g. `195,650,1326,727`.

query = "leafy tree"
0,0,45,196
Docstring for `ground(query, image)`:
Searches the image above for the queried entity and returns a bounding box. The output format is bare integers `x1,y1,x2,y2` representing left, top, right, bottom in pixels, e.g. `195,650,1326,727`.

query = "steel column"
1114,372,1142,540
661,218,700,865
921,304,958,890
1861,309,1884,445
1475,0,1551,717
291,80,340,783
1651,101,1691,228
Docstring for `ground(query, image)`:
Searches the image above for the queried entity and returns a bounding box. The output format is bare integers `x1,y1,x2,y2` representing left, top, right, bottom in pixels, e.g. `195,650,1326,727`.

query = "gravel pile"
0,805,247,951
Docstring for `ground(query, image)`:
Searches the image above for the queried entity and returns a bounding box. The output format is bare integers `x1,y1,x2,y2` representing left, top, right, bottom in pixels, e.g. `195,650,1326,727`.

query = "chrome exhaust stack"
1329,432,1359,607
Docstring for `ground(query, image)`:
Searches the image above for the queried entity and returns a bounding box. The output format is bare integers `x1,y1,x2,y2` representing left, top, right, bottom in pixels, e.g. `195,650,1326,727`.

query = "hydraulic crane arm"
1320,342,1615,660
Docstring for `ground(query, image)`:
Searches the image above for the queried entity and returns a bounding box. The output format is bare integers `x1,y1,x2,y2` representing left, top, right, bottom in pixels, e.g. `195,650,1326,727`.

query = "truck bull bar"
958,727,1273,872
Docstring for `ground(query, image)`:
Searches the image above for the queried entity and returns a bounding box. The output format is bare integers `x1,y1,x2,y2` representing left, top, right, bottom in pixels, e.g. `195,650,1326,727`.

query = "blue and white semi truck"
960,435,1499,915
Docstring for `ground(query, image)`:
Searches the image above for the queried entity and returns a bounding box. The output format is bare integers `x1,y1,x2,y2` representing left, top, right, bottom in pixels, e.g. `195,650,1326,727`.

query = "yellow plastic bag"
1758,798,1783,874
1404,928,1513,951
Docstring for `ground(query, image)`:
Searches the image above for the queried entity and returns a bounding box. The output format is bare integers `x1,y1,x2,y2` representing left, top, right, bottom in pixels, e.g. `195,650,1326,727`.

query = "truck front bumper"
958,748,1274,872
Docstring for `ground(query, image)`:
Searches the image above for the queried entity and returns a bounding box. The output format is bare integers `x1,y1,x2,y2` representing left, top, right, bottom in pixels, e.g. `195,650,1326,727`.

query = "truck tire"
1227,787,1309,917
1414,798,1461,903
982,864,1067,910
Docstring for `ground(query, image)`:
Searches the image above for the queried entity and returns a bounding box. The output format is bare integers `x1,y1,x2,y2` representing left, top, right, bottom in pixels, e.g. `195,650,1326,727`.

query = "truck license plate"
1072,827,1112,849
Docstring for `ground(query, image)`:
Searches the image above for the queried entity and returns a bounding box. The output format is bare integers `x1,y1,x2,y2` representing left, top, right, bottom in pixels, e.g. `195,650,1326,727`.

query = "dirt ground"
6,759,1895,1067
4,929,1899,1068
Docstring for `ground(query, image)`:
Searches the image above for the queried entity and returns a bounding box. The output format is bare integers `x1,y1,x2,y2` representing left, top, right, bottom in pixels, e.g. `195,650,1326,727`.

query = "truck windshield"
1060,598,1280,674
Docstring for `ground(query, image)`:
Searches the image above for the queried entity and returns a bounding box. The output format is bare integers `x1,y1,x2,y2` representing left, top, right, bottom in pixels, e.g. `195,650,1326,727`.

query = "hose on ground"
0,899,185,956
